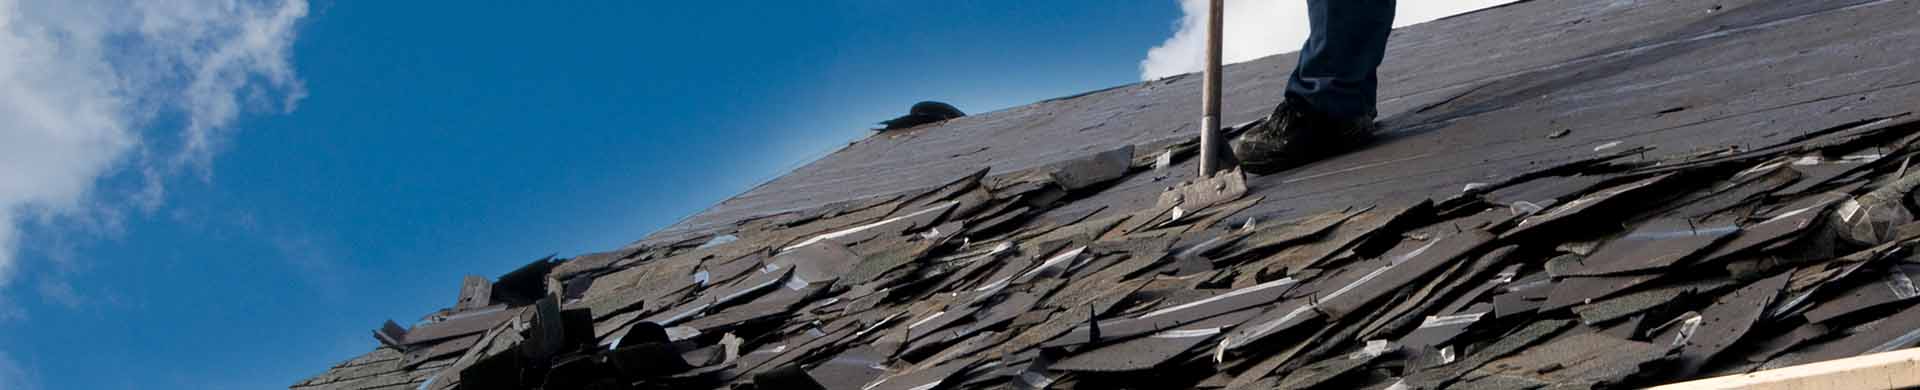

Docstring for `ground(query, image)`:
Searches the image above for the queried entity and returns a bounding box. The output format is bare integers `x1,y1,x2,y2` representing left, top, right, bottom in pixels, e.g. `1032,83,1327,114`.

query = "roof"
294,1,1920,389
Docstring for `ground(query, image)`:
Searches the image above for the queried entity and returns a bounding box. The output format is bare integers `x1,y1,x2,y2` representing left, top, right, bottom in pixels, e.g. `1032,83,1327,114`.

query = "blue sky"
0,2,1177,389
0,1,1501,389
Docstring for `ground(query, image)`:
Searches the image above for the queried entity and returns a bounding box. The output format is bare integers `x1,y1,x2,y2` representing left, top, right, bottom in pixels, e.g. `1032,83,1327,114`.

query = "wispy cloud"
0,0,309,294
33,279,80,309
0,351,35,390
269,231,349,302
0,296,22,323
1140,0,1515,80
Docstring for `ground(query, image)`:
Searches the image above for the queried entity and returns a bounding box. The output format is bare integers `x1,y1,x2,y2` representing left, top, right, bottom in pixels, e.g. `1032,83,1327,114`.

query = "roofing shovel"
1161,0,1250,221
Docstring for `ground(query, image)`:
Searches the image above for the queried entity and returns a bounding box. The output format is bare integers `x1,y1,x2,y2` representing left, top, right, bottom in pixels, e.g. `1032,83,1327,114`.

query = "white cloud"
0,352,33,390
0,0,308,290
1141,0,1515,80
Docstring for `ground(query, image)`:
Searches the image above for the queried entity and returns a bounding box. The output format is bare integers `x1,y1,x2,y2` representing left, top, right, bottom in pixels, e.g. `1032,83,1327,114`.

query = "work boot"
1230,100,1377,175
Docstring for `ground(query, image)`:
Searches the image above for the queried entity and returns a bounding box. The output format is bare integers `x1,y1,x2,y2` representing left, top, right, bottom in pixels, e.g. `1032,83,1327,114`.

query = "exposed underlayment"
297,1,1920,389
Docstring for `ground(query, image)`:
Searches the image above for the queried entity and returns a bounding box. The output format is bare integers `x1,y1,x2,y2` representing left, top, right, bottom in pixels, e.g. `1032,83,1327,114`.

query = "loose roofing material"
297,1,1920,389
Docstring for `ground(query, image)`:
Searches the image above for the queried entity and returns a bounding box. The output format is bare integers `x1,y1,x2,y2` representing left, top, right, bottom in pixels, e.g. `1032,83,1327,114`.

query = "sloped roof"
645,0,1919,247
296,1,1920,389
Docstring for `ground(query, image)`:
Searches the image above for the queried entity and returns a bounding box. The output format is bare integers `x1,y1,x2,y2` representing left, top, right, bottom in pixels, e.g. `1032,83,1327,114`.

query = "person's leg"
1231,0,1395,174
1288,0,1395,120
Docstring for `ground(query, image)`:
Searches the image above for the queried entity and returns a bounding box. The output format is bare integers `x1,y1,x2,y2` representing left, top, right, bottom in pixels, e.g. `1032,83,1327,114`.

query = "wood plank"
1646,347,1920,390
400,306,521,345
454,275,491,312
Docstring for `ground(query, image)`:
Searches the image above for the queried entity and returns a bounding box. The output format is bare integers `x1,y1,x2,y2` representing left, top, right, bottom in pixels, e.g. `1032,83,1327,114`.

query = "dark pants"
1287,0,1395,120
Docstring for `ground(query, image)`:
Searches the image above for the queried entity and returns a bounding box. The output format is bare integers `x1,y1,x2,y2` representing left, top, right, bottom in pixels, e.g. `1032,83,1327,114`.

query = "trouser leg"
1286,0,1395,120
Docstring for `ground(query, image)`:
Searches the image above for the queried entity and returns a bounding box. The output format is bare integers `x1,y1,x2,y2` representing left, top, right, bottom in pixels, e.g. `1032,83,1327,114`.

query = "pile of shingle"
296,116,1920,390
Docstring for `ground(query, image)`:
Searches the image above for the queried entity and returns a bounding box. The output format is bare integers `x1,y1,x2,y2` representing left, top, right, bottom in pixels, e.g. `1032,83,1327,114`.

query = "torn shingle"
1435,261,1521,316
1214,208,1358,266
1397,306,1487,353
1793,300,1920,365
1050,144,1137,191
770,240,862,287
392,306,523,347
1050,308,1260,372
1273,340,1399,390
1699,192,1844,263
1801,263,1920,324
1361,244,1515,340
1216,296,1322,353
860,354,983,390
1571,277,1733,325
1320,230,1495,322
1465,333,1663,389
1541,272,1668,313
785,200,958,252
1404,319,1574,389
1671,271,1793,378
402,333,483,369
1047,277,1295,348
1486,174,1616,211
1253,202,1429,279
1505,174,1676,240
807,346,890,390
1551,218,1738,277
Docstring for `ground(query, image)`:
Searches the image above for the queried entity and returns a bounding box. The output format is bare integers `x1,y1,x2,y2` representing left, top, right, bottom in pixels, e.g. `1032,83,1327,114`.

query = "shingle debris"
292,111,1920,389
